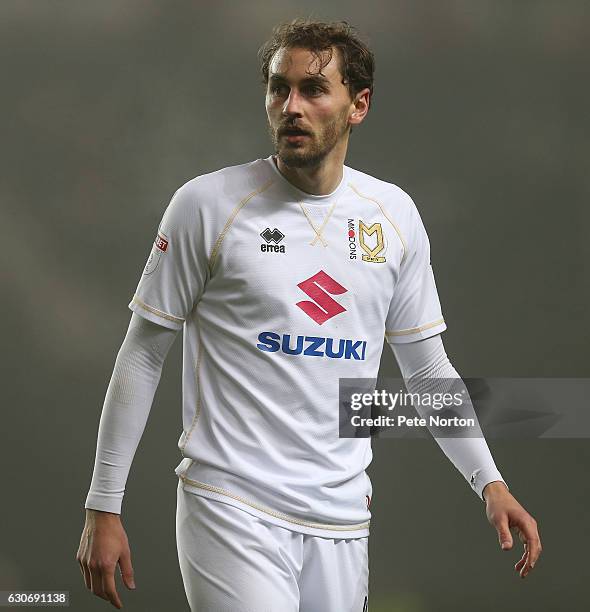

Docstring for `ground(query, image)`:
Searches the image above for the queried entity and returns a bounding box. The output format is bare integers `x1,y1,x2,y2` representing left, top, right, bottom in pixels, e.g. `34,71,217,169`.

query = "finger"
520,553,530,579
79,560,91,590
527,534,542,570
495,515,513,550
514,544,529,571
89,566,109,601
102,567,123,609
519,524,542,577
521,543,540,577
516,533,530,578
118,548,136,590
514,549,528,573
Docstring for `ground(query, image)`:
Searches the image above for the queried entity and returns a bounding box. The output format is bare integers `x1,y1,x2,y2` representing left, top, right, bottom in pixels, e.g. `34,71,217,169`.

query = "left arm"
390,334,542,578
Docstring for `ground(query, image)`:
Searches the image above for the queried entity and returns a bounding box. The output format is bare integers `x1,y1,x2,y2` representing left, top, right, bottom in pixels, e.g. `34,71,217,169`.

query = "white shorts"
175,480,369,612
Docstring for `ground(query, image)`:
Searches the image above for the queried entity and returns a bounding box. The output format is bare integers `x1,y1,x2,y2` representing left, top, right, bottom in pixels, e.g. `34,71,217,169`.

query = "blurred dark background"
2,1,589,610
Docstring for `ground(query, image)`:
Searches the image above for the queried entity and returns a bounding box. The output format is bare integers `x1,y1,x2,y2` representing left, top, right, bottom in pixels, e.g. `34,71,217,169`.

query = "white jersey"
129,154,446,538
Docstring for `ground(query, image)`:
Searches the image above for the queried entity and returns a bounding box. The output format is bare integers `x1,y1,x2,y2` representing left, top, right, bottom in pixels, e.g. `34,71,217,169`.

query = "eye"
270,84,287,95
304,85,324,96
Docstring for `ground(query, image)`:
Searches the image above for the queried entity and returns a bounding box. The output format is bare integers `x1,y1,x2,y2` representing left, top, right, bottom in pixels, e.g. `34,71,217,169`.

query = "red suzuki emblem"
296,270,347,325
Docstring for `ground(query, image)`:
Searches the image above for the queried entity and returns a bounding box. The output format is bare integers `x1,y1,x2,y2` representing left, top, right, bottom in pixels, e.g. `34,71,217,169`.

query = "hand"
76,510,136,608
483,481,542,578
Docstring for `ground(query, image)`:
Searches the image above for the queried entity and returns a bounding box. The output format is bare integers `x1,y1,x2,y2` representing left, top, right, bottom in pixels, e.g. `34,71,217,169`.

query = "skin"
76,509,135,609
483,481,543,578
265,45,370,195
76,44,542,609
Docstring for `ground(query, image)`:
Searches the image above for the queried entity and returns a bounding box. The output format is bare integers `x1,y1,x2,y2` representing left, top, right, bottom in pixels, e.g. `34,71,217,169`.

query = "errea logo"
260,227,286,253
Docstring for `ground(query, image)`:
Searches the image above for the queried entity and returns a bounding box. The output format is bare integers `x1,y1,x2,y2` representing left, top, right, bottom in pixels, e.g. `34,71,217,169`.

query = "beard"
268,109,350,169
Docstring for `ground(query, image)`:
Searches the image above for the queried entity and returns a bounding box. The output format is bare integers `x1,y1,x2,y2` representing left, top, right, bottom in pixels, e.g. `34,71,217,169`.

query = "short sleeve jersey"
129,155,447,538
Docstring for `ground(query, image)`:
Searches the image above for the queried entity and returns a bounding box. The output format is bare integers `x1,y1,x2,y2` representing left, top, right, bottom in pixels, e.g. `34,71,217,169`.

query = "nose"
282,89,303,118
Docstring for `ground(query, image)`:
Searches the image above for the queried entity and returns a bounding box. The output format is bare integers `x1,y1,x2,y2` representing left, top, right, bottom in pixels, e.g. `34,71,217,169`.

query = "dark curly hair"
258,18,375,103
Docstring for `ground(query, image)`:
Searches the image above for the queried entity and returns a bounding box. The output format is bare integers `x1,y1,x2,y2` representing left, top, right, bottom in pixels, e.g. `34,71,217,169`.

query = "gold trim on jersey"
385,317,445,337
297,196,341,247
131,294,184,325
312,199,338,245
178,472,371,532
348,183,408,262
208,178,275,271
179,307,204,455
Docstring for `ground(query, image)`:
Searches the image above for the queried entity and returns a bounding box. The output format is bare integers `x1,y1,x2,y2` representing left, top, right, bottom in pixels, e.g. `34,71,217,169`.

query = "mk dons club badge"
359,221,386,263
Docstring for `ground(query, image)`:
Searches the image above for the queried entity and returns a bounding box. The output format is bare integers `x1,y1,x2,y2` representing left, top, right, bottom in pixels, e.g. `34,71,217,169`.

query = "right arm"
84,312,177,514
78,180,206,608
77,312,177,608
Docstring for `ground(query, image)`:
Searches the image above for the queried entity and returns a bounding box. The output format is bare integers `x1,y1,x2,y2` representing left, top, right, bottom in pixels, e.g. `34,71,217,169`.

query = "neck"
274,146,347,196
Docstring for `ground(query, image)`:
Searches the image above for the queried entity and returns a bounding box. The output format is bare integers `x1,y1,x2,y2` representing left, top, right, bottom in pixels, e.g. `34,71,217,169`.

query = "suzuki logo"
296,270,347,325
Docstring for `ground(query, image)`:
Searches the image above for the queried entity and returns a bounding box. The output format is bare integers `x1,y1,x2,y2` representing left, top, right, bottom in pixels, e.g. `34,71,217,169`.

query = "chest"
204,198,402,327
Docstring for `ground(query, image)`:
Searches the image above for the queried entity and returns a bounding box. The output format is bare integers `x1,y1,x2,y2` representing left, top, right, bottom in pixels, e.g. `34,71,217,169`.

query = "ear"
349,88,371,126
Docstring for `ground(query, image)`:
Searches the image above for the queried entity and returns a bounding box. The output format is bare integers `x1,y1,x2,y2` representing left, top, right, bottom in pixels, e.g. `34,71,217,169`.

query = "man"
77,19,542,611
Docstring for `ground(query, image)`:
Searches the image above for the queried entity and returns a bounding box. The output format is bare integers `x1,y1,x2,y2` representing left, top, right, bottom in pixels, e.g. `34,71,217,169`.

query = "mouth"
280,127,309,136
280,130,310,143
284,134,308,143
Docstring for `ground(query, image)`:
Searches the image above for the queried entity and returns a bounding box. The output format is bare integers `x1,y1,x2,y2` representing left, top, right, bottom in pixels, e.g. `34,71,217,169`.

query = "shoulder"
345,164,424,237
158,158,271,233
174,157,271,208
160,159,270,248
